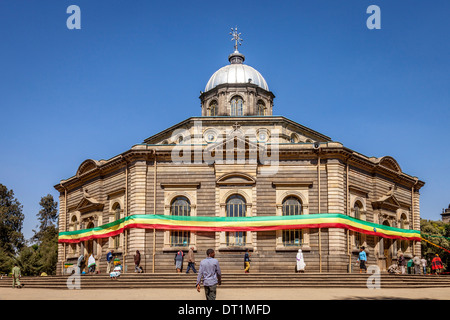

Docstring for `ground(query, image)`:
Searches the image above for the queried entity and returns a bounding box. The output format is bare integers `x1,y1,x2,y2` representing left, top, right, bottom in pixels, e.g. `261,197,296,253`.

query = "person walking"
244,249,251,273
196,249,222,300
357,246,367,273
175,249,184,273
296,248,306,273
106,250,114,274
88,254,96,274
11,264,22,289
398,253,406,274
407,258,414,274
77,254,85,274
420,256,427,275
413,255,421,274
431,254,444,275
185,247,197,274
134,250,143,273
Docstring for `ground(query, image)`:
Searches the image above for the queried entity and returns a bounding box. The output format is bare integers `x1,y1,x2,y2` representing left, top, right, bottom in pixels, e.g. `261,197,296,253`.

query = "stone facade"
442,205,450,223
55,49,425,275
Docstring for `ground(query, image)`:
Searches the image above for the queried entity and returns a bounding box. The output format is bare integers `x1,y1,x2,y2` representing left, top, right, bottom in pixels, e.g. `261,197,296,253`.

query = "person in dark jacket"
185,247,197,274
134,250,143,273
398,253,406,274
244,249,251,273
175,250,184,273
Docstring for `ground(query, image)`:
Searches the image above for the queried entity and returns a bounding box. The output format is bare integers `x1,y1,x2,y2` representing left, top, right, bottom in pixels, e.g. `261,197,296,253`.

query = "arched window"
282,197,303,246
354,202,362,220
171,196,191,216
170,197,191,246
257,100,266,116
113,204,121,221
113,204,121,249
230,96,243,116
290,133,299,143
353,202,363,248
70,215,78,231
226,195,246,246
209,101,218,116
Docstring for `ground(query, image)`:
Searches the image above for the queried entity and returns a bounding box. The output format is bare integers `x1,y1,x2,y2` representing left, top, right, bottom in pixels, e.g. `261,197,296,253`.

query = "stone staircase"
1,273,450,290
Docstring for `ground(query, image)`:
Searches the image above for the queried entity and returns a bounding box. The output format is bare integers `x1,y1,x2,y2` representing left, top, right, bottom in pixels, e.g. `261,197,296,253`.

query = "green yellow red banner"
58,213,421,244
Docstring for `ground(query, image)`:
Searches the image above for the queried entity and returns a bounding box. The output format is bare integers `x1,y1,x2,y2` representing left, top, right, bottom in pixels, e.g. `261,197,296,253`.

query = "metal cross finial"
230,27,243,52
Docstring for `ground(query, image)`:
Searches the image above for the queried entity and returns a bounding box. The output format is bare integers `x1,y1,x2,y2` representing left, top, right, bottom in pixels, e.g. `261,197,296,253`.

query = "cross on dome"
230,27,243,52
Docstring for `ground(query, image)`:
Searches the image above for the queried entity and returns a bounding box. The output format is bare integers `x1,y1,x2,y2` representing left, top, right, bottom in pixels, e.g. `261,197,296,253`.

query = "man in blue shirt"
106,250,114,274
196,249,222,300
358,246,367,273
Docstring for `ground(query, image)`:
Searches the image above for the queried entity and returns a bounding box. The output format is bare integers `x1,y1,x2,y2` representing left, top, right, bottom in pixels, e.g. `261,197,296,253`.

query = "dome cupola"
200,28,275,117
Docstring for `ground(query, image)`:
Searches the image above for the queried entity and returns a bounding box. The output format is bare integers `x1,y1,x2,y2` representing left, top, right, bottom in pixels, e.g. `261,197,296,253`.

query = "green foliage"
420,219,450,271
28,194,59,275
16,245,41,276
32,194,58,243
0,247,13,274
0,184,25,254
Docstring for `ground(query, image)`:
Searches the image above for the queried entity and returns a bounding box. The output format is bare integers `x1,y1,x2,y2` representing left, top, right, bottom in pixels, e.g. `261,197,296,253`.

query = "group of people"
174,247,197,273
397,253,427,274
175,247,307,275
75,249,143,280
396,253,444,275
175,246,215,274
75,253,97,275
354,247,446,276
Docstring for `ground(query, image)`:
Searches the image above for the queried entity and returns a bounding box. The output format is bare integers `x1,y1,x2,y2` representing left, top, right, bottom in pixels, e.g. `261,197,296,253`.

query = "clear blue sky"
0,1,449,240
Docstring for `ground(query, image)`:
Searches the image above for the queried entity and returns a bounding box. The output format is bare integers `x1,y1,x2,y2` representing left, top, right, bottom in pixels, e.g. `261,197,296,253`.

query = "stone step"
2,273,449,290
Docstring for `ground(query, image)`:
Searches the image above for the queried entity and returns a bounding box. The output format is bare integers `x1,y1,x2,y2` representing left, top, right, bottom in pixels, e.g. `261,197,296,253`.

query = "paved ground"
1,287,449,300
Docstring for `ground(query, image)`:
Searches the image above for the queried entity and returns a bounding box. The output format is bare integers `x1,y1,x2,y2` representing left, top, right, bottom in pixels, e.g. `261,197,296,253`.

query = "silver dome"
205,63,269,92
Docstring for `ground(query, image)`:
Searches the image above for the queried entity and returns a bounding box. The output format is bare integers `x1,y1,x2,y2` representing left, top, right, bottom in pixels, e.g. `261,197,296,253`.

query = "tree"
32,194,58,243
16,245,41,276
0,247,13,274
0,184,25,255
421,219,450,272
31,194,59,275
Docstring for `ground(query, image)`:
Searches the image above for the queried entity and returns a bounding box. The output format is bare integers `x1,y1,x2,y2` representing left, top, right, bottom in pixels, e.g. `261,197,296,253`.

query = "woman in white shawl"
296,249,306,273
88,254,96,273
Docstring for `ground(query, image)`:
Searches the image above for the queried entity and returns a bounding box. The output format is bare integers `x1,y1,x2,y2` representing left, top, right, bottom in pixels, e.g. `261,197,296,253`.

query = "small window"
257,101,266,116
400,213,408,252
282,197,303,246
290,133,299,143
354,202,362,220
113,204,121,249
209,101,218,116
171,197,191,216
226,195,246,246
170,197,191,246
231,96,243,116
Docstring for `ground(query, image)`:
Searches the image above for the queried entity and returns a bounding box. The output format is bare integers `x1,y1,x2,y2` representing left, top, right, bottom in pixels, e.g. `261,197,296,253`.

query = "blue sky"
0,1,449,240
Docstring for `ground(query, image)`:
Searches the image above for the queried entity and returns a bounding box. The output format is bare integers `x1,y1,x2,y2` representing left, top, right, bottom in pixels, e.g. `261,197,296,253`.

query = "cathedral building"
56,31,424,274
